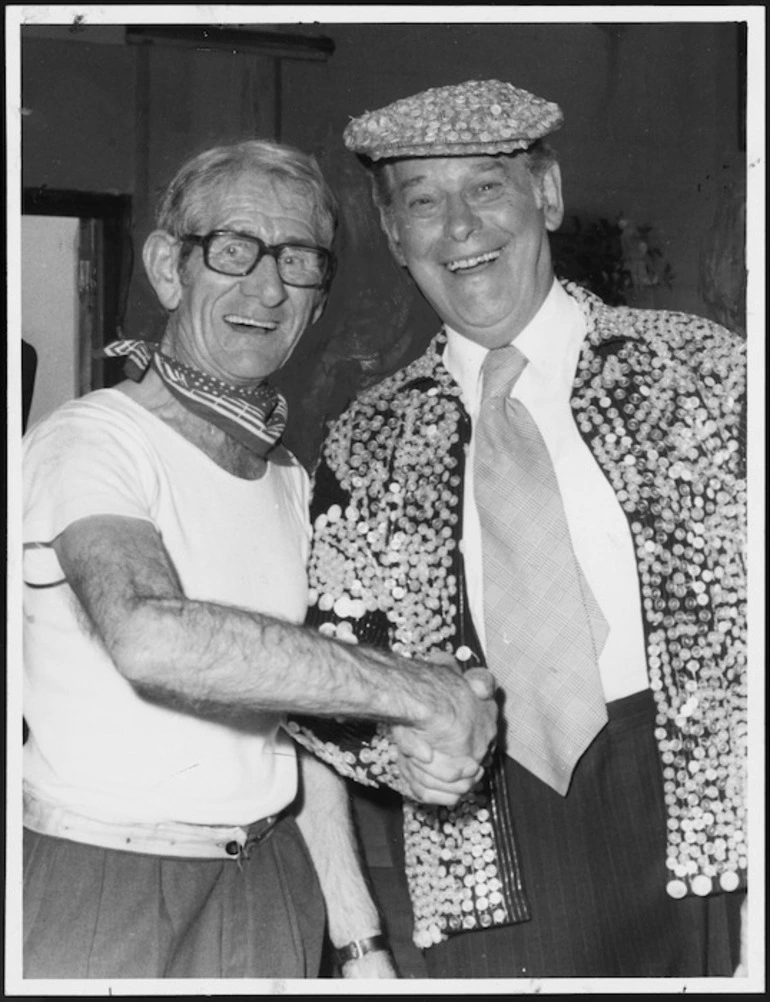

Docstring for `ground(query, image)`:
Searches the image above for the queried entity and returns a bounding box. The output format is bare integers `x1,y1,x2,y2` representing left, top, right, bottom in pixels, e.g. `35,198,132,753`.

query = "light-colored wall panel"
22,215,80,429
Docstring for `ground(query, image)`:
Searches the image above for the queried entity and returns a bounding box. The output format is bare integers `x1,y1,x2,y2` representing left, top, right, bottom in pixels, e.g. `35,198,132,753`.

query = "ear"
142,231,184,311
537,162,565,233
311,292,328,327
380,210,408,267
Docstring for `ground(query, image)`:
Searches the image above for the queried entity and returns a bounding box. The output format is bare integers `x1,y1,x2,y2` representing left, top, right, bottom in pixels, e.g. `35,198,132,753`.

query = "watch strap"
334,933,389,965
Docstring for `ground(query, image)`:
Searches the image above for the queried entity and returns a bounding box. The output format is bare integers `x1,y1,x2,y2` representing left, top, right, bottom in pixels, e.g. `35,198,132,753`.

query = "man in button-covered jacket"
290,80,748,979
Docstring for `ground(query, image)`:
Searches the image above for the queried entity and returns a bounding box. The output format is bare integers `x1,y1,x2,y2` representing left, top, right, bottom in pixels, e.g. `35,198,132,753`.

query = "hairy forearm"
114,594,448,726
294,750,382,947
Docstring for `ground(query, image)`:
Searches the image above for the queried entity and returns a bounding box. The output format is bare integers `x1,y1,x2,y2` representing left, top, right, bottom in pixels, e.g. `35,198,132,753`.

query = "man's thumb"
464,667,496,700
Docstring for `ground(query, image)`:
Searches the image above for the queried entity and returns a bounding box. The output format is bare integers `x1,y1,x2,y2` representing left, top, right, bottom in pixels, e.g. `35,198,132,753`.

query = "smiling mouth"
224,314,278,332
446,249,501,273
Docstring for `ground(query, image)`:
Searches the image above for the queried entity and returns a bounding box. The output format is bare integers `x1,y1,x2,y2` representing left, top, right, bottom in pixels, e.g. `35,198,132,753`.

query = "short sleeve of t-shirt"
23,394,160,585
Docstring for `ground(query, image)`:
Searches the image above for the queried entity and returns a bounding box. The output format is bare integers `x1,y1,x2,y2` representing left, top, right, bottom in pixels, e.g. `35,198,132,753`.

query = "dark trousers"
23,815,325,979
354,690,744,979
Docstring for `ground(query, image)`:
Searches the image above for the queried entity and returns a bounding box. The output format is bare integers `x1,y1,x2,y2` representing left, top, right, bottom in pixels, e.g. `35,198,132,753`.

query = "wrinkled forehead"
189,170,327,242
382,152,523,197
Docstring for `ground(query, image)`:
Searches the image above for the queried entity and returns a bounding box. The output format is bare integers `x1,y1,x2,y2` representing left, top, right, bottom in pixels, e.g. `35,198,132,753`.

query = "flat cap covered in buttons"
343,79,563,161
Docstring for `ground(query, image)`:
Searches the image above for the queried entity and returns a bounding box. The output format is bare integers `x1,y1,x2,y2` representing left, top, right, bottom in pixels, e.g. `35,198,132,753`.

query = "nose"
240,253,287,307
445,192,481,242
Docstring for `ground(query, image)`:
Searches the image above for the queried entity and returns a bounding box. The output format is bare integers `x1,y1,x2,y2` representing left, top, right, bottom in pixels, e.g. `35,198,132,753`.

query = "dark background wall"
20,20,747,466
282,21,744,318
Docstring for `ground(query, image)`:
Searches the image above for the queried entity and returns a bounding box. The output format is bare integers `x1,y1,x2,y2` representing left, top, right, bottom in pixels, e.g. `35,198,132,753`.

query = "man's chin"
446,313,522,349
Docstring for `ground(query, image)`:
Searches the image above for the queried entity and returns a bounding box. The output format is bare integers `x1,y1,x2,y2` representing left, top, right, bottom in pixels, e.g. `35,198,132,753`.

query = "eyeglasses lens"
206,234,326,287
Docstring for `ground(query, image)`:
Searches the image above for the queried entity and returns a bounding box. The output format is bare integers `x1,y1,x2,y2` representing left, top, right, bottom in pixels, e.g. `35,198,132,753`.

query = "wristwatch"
334,934,390,966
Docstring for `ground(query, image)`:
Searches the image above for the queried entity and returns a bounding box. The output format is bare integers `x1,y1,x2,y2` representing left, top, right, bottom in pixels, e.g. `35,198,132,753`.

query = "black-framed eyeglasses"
181,230,334,289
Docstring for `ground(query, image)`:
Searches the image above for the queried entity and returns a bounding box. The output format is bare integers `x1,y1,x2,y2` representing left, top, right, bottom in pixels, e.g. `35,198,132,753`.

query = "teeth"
446,250,500,272
224,315,277,329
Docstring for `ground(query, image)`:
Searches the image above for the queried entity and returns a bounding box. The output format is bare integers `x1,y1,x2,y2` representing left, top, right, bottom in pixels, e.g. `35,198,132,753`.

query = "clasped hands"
392,656,499,806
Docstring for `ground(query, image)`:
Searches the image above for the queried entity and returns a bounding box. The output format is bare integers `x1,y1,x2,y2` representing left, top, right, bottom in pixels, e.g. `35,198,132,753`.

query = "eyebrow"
395,174,431,194
209,227,324,248
395,159,508,193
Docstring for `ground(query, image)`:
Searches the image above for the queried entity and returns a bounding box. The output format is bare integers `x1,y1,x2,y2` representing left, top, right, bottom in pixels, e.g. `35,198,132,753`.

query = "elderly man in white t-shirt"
21,138,498,980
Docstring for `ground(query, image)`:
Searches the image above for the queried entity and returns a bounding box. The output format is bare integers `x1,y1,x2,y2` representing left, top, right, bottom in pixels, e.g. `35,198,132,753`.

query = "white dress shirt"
444,279,649,703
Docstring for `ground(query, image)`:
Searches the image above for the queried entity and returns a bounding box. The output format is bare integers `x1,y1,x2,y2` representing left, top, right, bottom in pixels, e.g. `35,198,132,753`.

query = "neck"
158,335,267,394
118,370,268,480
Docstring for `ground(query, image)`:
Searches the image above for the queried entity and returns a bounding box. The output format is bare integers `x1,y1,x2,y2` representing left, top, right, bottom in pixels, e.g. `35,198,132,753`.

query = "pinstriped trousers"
23,814,325,979
423,689,743,978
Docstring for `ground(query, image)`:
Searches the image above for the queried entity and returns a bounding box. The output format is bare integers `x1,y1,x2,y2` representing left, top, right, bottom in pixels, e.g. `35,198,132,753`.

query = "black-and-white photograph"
5,4,764,996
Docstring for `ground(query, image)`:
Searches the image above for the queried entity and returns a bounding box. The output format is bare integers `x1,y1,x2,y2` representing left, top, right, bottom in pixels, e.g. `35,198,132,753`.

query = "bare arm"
295,750,397,978
52,514,496,779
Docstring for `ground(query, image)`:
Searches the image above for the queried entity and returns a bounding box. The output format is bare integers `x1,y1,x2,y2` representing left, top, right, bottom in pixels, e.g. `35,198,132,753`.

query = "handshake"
389,656,499,807
287,642,499,808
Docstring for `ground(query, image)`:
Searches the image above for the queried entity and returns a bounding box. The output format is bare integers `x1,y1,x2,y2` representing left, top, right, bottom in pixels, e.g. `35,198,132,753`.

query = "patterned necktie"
474,344,609,795
103,339,288,459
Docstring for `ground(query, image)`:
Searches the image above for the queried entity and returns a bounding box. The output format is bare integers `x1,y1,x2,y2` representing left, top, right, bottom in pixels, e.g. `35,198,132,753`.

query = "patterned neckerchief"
103,339,288,459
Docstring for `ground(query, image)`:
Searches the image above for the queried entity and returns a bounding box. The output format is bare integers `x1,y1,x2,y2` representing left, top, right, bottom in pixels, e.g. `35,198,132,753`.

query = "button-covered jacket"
287,280,747,947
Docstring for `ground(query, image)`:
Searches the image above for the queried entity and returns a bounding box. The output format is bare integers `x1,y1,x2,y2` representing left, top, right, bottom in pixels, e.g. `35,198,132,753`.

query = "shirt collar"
443,279,586,408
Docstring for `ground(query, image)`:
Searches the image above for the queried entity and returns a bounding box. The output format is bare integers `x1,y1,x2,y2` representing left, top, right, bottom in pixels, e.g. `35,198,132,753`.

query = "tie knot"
480,344,527,401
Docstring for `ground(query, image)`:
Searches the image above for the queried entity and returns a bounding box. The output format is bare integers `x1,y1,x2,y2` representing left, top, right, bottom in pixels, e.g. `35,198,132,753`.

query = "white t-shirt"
444,280,649,703
23,389,309,826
